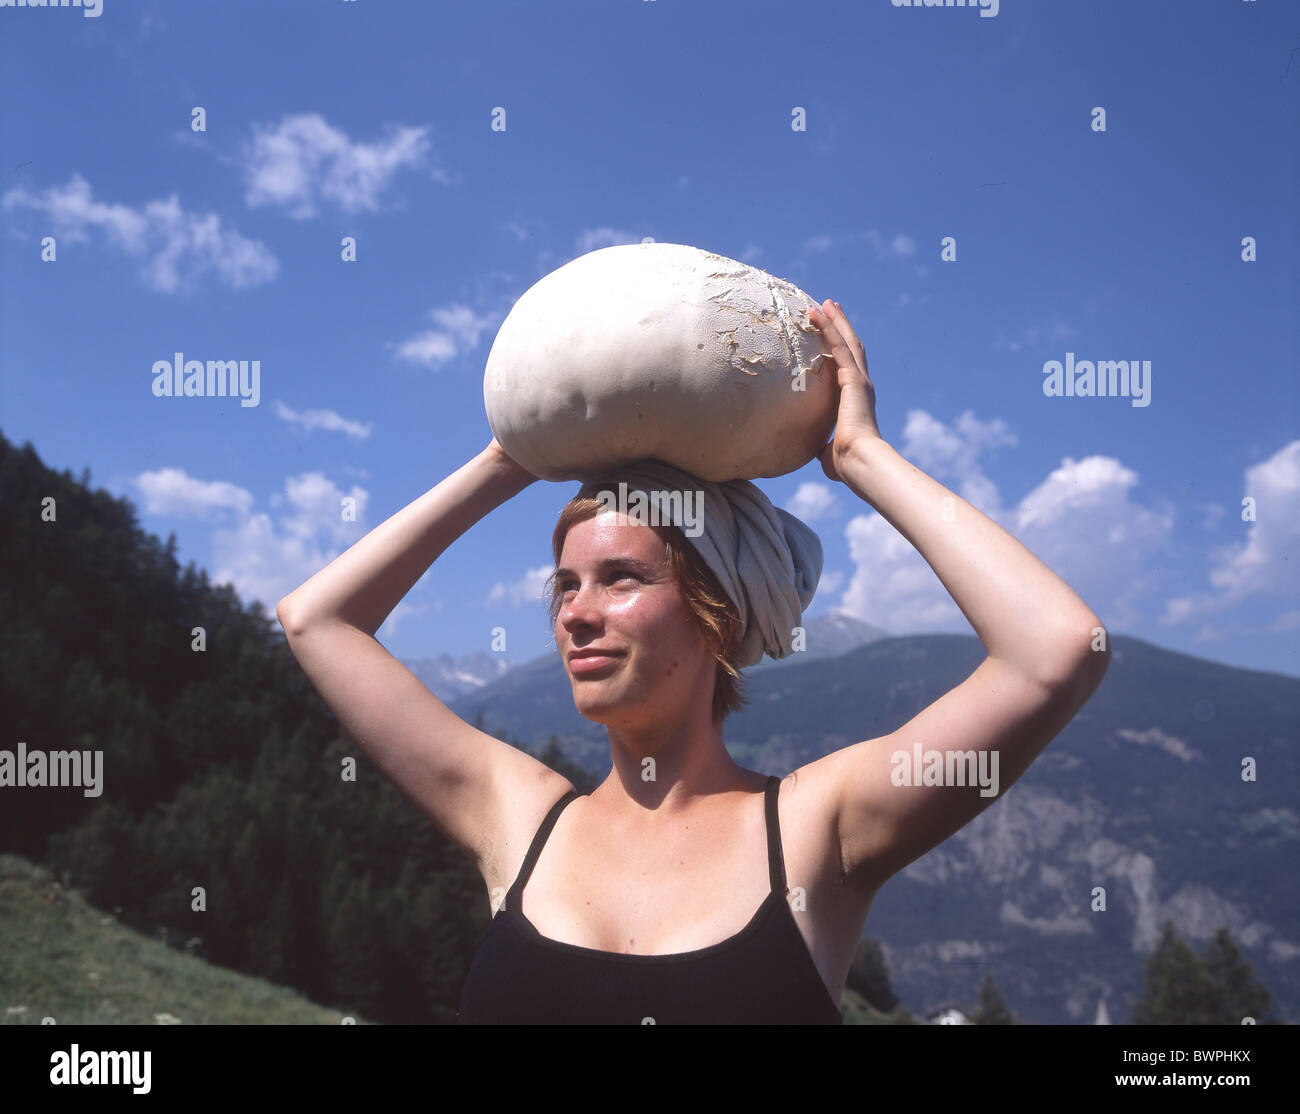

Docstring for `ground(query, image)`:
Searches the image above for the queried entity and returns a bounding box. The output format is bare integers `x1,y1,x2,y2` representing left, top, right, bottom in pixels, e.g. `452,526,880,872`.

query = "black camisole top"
457,775,843,1024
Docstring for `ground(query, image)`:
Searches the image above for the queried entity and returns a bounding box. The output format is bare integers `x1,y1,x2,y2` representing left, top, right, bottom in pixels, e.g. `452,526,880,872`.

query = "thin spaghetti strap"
505,789,579,910
763,775,787,895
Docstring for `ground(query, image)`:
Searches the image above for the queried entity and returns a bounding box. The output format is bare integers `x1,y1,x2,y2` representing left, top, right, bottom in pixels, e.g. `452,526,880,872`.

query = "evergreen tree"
1132,920,1214,1024
845,937,898,1012
969,974,1015,1024
324,869,385,1018
534,735,597,793
1202,926,1273,1024
247,874,292,983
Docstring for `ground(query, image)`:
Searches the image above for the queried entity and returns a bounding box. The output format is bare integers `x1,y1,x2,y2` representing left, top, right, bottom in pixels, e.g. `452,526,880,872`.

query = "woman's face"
555,511,715,731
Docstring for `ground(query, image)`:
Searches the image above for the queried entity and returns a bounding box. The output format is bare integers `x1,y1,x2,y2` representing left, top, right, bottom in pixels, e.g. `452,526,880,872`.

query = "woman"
276,300,1110,1024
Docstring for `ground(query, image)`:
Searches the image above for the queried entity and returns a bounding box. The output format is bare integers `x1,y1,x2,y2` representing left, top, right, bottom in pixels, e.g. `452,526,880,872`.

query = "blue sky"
2,0,1297,679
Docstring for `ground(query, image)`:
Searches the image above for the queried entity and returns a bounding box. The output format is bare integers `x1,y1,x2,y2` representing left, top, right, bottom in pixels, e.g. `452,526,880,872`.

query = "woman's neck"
591,734,766,826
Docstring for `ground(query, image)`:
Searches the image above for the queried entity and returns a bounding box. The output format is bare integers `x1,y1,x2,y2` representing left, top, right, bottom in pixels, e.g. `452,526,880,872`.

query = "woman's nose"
559,582,602,626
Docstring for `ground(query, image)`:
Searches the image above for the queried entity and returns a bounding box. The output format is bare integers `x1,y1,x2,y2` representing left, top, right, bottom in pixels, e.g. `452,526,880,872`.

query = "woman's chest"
491,786,872,1002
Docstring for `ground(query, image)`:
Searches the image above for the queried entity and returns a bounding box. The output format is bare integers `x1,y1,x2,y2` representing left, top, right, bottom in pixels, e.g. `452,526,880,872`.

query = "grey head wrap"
579,459,823,668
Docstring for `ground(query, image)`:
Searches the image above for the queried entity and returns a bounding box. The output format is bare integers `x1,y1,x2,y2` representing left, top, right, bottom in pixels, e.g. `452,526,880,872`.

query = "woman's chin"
572,687,646,726
573,693,621,721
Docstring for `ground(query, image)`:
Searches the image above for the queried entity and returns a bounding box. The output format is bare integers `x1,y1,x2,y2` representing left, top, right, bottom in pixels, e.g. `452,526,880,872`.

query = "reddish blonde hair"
545,482,749,724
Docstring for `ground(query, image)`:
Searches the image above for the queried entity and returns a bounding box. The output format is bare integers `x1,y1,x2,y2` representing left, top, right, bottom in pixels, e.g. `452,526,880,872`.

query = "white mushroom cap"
484,243,838,482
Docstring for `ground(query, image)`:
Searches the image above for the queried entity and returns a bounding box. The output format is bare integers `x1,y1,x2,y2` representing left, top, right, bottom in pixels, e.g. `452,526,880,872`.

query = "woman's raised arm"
805,301,1110,893
273,441,573,877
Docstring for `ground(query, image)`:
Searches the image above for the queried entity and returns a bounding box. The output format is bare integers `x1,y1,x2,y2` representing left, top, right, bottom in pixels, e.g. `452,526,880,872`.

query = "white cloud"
1008,456,1174,632
888,233,917,257
392,303,499,368
1161,439,1300,626
380,599,442,640
273,400,373,441
240,113,434,218
487,565,554,608
995,317,1077,354
785,481,837,523
133,467,370,613
1114,726,1201,763
898,409,1017,512
136,468,254,518
212,473,370,612
863,228,917,260
573,227,649,254
818,570,844,596
1196,501,1227,530
804,230,915,262
835,409,1175,635
1191,623,1228,645
1,175,277,293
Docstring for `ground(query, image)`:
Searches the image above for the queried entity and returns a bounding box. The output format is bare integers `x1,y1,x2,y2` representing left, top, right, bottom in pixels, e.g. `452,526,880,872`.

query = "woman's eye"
560,572,636,592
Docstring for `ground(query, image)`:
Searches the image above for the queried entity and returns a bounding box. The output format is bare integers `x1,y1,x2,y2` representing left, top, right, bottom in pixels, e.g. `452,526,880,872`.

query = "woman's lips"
568,652,624,675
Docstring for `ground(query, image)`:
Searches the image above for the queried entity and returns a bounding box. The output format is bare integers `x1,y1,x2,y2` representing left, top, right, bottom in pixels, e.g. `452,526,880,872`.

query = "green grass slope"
0,855,369,1025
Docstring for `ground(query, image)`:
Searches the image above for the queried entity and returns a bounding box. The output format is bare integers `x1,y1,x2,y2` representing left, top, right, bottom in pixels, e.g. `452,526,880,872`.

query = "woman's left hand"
808,299,881,483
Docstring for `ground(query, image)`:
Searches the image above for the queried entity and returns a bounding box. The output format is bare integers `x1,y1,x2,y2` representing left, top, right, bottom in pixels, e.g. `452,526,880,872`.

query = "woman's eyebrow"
554,557,658,579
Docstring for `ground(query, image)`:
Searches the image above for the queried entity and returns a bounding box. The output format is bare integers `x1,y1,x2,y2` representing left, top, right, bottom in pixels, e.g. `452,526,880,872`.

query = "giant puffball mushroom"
483,242,838,483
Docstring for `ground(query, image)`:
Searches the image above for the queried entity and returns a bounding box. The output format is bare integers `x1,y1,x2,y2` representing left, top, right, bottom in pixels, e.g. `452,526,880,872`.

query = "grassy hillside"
0,855,369,1025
